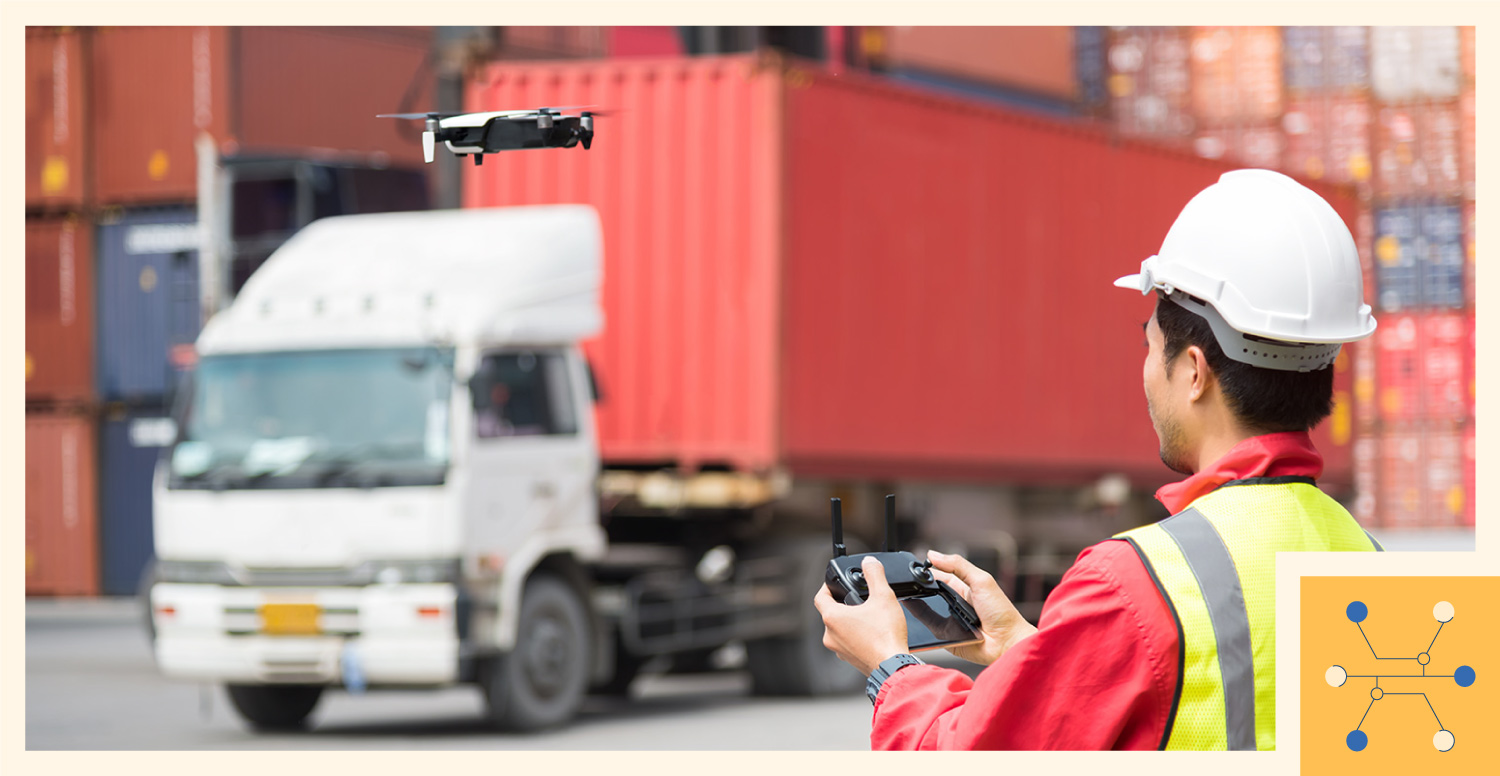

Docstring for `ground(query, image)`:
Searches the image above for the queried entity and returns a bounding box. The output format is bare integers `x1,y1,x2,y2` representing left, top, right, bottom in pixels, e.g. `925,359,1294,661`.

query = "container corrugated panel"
1284,26,1370,94
1459,26,1475,82
26,411,100,596
779,65,1356,487
1108,27,1194,143
1074,27,1109,113
1371,26,1462,101
1376,312,1419,422
235,27,434,160
96,205,202,403
464,55,1359,487
1352,434,1377,525
1422,430,1466,526
1374,102,1463,199
1418,204,1465,309
880,27,1077,101
1189,26,1282,125
91,27,233,204
1459,87,1474,200
26,29,88,210
99,404,173,596
1418,312,1468,425
465,57,783,471
26,216,95,404
1281,96,1373,188
1377,429,1423,528
607,27,684,58
1374,205,1420,311
1192,122,1284,171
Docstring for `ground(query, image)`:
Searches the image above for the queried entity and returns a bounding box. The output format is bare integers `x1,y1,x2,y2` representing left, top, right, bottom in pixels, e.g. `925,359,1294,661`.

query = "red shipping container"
91,27,433,205
1374,102,1463,199
1189,26,1283,125
881,27,1078,101
1460,26,1475,82
1376,312,1420,423
1282,96,1373,188
1422,430,1466,527
1193,122,1283,171
1465,310,1476,421
1108,28,1195,144
607,27,685,58
1459,87,1475,200
465,55,1359,490
26,216,95,404
1377,429,1424,528
1352,434,1378,526
1352,339,1377,431
1462,427,1475,527
1420,312,1468,425
26,411,100,596
26,28,88,210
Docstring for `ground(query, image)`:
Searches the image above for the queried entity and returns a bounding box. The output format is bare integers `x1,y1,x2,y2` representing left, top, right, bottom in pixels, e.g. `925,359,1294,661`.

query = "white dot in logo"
1326,665,1348,688
1434,730,1455,752
1434,601,1455,623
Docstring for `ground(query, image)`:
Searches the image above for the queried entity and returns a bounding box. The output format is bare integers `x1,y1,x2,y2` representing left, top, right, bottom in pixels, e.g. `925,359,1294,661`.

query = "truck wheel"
745,537,866,697
484,573,591,731
225,684,324,731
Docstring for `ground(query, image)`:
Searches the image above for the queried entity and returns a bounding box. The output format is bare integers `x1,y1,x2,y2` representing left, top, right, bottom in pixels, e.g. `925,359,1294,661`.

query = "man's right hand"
927,550,1038,666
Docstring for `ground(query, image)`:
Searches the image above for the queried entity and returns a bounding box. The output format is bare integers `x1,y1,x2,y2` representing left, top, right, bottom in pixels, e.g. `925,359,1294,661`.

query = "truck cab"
150,206,608,730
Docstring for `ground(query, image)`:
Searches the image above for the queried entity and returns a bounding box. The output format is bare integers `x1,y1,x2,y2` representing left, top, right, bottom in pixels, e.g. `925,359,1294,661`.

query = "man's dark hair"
1154,291,1334,433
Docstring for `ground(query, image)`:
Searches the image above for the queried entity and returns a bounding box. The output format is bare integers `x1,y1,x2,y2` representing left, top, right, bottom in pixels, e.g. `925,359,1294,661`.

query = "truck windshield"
167,348,454,490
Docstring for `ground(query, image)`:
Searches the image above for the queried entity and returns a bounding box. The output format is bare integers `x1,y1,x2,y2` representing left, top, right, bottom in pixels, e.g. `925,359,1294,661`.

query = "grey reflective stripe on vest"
1158,508,1257,751
1364,530,1386,551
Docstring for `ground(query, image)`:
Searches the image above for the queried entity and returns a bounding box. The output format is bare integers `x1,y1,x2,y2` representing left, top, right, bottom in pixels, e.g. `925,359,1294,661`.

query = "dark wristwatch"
866,653,924,704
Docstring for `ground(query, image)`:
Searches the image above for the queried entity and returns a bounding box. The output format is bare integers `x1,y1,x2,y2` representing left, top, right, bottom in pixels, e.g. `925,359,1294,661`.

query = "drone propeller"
376,111,468,120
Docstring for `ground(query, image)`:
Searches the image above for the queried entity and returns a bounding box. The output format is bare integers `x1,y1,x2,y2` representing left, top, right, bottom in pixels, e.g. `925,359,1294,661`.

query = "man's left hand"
812,556,910,675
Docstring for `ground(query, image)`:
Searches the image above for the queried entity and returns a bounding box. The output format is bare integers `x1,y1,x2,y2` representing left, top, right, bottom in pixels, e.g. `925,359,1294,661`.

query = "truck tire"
745,537,866,697
484,573,592,731
225,684,324,731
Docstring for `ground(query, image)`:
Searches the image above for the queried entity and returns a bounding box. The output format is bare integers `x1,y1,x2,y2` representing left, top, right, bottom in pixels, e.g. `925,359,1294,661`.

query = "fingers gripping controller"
824,496,982,647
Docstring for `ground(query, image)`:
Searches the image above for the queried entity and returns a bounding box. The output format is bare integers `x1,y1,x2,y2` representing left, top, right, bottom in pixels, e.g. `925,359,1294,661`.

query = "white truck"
148,206,862,731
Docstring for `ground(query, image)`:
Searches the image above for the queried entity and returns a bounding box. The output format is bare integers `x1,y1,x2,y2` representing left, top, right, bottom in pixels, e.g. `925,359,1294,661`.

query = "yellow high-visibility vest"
1113,476,1382,751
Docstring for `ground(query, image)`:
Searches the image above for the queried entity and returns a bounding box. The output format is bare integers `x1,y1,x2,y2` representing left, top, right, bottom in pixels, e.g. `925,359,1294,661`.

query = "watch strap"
866,653,923,704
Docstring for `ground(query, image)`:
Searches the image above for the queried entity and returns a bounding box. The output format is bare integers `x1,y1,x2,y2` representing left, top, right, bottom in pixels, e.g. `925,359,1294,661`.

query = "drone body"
378,108,599,165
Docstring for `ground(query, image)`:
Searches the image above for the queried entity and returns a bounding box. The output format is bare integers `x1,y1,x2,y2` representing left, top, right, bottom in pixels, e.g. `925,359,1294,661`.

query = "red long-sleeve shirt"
870,432,1324,750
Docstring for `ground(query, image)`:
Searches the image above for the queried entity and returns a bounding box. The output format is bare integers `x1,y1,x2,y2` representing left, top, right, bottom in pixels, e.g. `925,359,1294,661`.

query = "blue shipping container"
1075,26,1109,111
99,405,175,596
1375,204,1466,312
96,206,202,402
1375,206,1420,312
1284,26,1370,93
1419,205,1465,308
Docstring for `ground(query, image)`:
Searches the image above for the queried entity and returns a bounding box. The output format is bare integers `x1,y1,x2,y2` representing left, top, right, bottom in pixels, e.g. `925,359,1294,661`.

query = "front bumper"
151,582,460,686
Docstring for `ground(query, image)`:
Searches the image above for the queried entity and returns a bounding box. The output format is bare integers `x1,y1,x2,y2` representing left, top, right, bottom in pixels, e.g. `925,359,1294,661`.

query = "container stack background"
24,26,1478,598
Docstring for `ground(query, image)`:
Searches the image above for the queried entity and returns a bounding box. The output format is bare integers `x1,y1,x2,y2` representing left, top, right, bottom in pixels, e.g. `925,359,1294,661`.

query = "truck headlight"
156,560,240,585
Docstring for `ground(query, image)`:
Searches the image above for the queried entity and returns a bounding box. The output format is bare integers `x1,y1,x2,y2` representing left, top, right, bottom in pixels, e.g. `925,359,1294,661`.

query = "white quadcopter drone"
378,107,605,165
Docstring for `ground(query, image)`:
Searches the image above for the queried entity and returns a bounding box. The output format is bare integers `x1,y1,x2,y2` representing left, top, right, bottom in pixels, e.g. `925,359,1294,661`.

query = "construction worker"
814,169,1382,751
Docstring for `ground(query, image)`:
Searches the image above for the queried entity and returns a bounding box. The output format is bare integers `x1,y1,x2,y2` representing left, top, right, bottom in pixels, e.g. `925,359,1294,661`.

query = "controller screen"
899,594,981,650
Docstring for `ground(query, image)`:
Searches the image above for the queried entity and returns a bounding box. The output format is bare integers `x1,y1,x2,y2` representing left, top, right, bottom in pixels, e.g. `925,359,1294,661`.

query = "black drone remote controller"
824,496,982,633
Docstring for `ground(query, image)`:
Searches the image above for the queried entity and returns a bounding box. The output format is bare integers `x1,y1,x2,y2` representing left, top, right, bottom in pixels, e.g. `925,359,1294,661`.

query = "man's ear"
1184,345,1213,402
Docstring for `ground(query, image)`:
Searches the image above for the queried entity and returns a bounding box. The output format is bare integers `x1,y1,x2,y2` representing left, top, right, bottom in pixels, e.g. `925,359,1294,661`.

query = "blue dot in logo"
1347,730,1369,752
1455,666,1475,687
1346,602,1369,623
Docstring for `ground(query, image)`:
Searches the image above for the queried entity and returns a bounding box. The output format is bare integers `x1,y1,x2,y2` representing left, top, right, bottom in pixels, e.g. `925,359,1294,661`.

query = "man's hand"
928,550,1037,666
812,556,910,676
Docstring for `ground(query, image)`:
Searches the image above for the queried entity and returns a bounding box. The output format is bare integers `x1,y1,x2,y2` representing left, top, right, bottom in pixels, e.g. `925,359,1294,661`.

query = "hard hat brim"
1113,273,1149,294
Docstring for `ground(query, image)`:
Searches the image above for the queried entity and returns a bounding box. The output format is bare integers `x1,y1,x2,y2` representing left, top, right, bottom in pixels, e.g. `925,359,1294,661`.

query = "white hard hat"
1115,169,1377,372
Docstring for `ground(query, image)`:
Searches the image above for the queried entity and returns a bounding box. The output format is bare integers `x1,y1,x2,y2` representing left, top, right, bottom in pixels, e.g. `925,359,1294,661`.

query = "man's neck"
1191,428,1260,475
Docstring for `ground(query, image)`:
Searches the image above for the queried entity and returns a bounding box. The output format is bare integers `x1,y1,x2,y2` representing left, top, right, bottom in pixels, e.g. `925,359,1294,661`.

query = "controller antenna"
884,494,897,552
831,498,847,558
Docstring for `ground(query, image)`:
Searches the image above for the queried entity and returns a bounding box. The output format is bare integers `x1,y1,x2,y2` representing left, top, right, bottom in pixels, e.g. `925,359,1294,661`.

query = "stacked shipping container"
25,26,441,596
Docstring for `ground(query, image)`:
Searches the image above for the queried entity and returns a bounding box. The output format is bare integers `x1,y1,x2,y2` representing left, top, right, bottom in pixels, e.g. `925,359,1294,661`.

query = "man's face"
1143,306,1193,475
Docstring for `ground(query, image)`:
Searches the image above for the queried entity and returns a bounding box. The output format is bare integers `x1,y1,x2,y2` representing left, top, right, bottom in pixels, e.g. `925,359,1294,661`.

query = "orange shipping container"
1459,26,1475,82
880,26,1077,100
1374,102,1463,199
1192,122,1283,171
25,28,88,210
1459,87,1475,200
91,27,433,204
26,412,100,597
26,216,95,404
1189,26,1282,125
1281,96,1373,189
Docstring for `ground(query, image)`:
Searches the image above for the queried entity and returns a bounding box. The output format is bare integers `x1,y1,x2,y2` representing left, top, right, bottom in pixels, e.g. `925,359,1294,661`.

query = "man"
814,169,1383,751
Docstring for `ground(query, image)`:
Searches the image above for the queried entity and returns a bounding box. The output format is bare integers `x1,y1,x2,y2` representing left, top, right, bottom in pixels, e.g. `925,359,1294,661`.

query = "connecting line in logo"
1324,600,1475,753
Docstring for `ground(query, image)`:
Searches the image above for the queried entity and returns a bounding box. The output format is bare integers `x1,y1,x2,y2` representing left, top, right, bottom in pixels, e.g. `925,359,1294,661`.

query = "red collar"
1154,431,1323,514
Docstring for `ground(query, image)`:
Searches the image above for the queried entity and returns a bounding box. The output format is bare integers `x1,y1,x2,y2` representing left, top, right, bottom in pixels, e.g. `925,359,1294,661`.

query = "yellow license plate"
260,603,321,635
